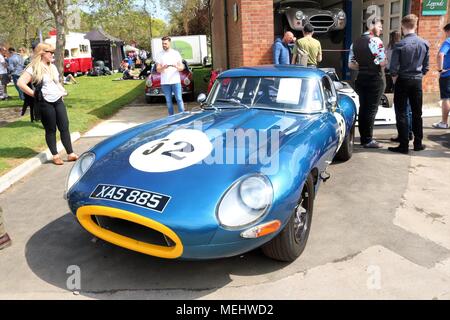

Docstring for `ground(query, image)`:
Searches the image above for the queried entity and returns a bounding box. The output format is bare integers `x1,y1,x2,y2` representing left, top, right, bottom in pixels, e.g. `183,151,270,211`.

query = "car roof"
218,65,326,79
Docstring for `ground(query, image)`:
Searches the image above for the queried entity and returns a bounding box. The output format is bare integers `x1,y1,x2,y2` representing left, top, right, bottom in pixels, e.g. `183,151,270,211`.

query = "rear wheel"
262,174,314,262
334,124,354,161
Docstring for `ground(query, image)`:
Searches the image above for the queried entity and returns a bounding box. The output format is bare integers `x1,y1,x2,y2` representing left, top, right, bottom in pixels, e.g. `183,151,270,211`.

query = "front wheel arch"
261,173,315,262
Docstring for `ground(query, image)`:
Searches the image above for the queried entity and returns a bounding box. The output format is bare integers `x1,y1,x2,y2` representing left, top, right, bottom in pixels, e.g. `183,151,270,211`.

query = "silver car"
275,0,346,34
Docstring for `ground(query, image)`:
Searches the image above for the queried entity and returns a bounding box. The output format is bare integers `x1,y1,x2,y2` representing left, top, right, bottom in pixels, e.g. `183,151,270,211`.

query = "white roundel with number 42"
333,112,346,150
129,129,213,172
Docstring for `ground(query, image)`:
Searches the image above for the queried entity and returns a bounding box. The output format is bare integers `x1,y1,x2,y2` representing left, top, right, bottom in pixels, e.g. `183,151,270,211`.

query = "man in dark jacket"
349,17,387,148
273,31,295,64
388,14,429,154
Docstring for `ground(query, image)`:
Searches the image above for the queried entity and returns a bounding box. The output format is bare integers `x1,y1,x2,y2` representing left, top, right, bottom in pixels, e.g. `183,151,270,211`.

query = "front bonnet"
68,109,318,244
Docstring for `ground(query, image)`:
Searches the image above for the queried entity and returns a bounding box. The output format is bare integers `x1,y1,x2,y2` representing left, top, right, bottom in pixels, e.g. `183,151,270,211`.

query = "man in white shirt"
0,47,9,100
155,36,185,115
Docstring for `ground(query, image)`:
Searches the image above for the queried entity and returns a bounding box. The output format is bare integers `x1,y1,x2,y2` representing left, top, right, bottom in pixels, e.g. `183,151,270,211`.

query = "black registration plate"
90,184,171,213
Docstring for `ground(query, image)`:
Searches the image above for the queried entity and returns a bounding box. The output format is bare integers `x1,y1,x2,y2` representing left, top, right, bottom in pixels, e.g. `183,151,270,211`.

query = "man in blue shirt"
273,31,295,64
7,48,25,100
433,23,450,129
388,14,429,154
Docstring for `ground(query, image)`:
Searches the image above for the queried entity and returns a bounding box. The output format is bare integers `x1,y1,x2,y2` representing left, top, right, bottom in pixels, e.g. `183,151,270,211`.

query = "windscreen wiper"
215,98,250,109
201,103,218,111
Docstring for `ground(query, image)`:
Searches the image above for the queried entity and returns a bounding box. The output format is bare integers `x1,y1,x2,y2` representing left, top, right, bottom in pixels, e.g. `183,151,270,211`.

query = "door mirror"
197,93,207,104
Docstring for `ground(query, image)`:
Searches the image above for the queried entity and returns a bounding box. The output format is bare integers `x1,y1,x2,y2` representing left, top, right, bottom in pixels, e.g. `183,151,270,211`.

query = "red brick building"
210,0,450,99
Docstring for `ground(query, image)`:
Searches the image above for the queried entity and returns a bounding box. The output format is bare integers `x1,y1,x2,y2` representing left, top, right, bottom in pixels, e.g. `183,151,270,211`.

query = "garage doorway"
362,0,403,45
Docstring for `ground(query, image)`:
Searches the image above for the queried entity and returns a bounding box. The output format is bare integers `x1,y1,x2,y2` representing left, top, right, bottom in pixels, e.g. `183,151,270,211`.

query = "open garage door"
362,0,403,45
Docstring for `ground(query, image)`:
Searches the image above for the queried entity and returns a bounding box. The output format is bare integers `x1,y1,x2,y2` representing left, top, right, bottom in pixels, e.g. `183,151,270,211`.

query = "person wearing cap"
292,23,322,67
17,43,78,165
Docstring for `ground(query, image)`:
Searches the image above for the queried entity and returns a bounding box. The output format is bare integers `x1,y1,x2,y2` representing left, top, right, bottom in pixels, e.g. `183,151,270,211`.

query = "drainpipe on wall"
208,0,213,67
224,0,230,69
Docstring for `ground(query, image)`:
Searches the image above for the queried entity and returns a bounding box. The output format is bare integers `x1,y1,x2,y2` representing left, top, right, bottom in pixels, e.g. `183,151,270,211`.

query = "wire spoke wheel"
294,189,310,244
262,174,315,262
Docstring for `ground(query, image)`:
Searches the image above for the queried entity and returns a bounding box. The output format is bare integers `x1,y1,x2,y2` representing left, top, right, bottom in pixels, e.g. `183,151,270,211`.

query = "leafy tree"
45,0,67,80
0,0,51,48
80,9,167,51
160,0,210,36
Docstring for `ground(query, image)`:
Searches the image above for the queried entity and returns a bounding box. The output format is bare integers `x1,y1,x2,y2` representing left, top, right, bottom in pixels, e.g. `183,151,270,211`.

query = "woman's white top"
26,64,64,103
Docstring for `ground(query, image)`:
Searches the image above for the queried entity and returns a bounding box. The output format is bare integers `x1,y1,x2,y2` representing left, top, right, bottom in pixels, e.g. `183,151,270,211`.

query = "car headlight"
146,79,153,87
65,63,71,68
66,152,95,193
183,78,191,86
337,11,346,20
295,10,304,20
217,175,273,228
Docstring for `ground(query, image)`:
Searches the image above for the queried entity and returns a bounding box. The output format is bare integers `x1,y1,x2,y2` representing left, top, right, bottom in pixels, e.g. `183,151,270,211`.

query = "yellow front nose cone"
76,205,183,259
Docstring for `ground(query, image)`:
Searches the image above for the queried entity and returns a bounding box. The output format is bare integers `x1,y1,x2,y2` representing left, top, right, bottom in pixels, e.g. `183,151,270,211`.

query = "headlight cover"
217,175,273,229
183,77,191,86
337,11,346,20
66,152,95,193
146,79,153,87
65,63,71,68
295,10,304,20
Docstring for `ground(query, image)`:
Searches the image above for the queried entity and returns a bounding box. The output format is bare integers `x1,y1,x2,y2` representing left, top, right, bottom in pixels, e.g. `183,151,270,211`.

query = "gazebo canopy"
85,28,124,44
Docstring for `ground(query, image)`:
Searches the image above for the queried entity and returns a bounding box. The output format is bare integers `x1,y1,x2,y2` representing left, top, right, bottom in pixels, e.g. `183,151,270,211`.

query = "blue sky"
135,0,169,22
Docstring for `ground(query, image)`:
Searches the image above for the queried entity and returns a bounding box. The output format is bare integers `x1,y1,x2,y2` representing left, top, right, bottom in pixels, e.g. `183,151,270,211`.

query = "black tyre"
262,174,315,262
334,123,354,162
145,95,153,104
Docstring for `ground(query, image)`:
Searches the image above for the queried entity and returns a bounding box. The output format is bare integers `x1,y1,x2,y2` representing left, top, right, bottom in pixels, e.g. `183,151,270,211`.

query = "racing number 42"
143,139,195,160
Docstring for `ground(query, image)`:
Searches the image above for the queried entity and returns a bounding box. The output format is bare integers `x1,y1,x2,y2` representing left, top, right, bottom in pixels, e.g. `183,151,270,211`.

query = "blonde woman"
17,43,78,165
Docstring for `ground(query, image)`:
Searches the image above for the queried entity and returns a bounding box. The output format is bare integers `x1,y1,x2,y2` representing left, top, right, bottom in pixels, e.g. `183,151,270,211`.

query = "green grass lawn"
0,74,144,176
0,84,21,108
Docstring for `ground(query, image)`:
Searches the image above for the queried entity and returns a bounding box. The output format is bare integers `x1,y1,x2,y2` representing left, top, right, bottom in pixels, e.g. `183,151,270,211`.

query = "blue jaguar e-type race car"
65,65,357,262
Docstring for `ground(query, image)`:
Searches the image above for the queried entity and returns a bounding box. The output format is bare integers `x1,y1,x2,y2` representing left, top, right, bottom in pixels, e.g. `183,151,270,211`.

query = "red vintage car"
145,60,194,103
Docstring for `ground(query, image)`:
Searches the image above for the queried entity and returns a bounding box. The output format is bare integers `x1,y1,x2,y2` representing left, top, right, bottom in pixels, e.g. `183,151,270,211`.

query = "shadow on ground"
25,212,289,298
427,132,450,149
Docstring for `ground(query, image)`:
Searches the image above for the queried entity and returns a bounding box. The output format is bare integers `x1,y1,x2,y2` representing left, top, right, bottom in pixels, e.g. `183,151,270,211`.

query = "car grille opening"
77,205,183,258
309,15,334,32
92,215,175,247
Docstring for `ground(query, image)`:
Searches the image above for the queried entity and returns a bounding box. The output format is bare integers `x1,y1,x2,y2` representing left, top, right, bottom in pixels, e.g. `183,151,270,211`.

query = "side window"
322,76,335,101
79,45,89,53
64,49,70,58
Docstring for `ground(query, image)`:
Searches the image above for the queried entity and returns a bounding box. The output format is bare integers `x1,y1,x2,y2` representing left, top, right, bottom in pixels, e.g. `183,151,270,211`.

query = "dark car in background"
274,0,346,42
144,60,195,103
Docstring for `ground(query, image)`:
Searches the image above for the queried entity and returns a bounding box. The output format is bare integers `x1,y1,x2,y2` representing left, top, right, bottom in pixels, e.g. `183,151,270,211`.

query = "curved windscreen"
208,76,324,113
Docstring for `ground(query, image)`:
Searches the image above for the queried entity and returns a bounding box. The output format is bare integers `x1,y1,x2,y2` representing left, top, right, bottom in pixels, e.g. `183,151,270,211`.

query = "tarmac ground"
0,97,449,299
